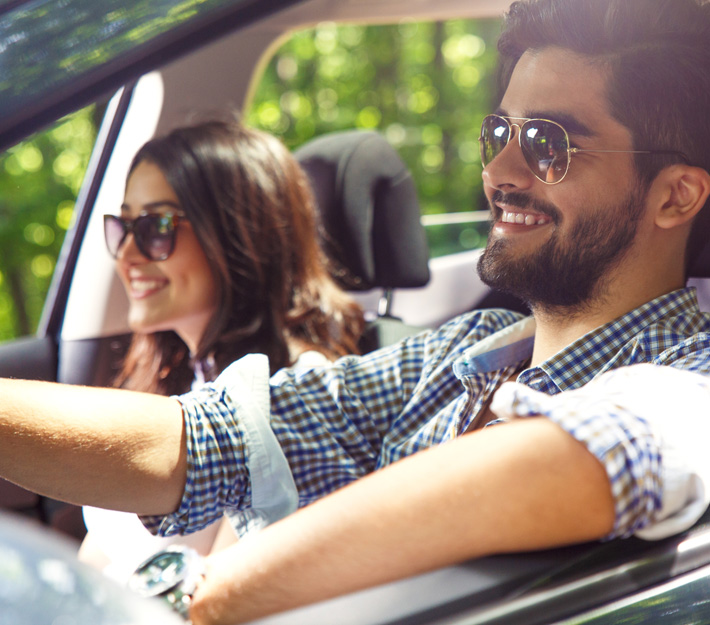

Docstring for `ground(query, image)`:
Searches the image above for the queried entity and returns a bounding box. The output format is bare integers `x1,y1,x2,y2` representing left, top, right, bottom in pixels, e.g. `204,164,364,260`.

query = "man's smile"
499,209,552,226
488,191,560,232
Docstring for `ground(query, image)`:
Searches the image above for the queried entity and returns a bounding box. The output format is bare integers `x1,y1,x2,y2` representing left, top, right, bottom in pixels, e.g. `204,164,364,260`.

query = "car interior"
2,0,710,622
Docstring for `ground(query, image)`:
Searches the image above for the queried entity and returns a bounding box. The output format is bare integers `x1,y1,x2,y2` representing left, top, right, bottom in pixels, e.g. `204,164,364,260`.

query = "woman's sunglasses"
478,114,689,184
103,212,185,261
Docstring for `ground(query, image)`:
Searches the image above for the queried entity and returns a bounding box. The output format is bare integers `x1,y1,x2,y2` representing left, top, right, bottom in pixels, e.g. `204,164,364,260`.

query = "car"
1,0,710,623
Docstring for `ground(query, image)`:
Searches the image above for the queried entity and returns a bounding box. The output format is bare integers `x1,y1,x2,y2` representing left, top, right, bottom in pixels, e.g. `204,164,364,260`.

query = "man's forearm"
0,378,187,514
190,418,614,625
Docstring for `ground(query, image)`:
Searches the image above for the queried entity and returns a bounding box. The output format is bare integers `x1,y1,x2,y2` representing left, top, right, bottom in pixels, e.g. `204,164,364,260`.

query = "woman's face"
117,160,219,353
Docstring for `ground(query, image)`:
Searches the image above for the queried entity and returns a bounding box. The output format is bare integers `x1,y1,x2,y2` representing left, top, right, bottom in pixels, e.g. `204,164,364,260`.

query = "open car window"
0,106,98,341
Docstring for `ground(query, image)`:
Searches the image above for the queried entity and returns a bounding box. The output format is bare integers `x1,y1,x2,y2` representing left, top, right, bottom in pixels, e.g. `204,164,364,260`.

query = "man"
0,0,710,623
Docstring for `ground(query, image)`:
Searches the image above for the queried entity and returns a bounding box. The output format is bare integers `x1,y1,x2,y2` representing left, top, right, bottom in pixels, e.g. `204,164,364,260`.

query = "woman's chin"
127,316,166,335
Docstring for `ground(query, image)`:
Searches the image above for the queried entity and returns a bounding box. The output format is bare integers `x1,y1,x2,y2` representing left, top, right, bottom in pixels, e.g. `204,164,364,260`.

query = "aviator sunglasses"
479,114,689,184
103,212,185,261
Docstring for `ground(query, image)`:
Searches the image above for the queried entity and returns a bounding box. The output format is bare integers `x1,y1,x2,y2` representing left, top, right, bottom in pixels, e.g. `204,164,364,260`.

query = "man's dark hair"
497,0,710,271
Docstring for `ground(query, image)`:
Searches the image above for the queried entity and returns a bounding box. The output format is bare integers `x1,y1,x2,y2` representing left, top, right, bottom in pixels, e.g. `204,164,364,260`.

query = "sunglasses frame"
103,211,185,261
479,114,690,184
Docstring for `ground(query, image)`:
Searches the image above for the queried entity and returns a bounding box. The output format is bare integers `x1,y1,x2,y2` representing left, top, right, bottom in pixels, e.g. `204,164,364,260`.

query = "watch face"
129,549,191,596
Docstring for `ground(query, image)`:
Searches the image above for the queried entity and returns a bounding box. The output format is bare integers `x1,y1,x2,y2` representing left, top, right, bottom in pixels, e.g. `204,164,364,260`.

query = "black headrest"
295,130,430,291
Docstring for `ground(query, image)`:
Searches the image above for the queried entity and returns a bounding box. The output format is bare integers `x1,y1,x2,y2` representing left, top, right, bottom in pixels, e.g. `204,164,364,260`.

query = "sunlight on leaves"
30,255,55,279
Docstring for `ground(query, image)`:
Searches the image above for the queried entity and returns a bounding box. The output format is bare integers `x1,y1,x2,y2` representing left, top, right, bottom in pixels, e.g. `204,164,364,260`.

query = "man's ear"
653,165,710,230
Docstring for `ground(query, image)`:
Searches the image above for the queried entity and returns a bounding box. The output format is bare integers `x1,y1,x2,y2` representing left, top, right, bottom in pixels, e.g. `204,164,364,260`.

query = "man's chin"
476,241,517,290
476,241,591,310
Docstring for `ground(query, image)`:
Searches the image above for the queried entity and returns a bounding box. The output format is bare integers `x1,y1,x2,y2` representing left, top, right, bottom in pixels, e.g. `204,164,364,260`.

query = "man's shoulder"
444,307,526,327
655,332,710,373
638,306,710,362
430,307,528,345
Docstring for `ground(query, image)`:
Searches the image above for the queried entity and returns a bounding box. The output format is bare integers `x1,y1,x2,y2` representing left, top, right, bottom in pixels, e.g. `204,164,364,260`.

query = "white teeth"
131,280,163,293
501,210,548,226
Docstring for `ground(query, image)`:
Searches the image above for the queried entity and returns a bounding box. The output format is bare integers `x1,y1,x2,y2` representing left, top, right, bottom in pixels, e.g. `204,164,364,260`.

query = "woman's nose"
115,232,145,263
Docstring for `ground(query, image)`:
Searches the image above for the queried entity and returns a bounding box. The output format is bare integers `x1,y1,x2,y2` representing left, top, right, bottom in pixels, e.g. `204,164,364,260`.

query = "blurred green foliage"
247,19,501,257
0,108,97,341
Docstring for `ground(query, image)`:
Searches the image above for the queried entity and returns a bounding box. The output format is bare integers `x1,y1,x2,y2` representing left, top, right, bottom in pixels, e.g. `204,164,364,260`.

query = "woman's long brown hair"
115,118,364,395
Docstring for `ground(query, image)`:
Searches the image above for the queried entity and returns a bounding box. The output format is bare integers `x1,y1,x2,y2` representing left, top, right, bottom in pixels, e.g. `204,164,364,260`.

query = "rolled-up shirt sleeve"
141,354,297,537
491,364,710,540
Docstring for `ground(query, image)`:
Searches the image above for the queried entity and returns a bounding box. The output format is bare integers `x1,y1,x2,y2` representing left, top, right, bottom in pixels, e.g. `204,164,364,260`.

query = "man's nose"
481,126,536,191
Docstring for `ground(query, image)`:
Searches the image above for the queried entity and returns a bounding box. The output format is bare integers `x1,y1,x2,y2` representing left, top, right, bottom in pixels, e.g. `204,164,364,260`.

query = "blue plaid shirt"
143,287,710,540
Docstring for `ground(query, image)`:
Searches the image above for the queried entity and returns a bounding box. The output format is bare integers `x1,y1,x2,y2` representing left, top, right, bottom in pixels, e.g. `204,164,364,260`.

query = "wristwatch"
128,545,205,620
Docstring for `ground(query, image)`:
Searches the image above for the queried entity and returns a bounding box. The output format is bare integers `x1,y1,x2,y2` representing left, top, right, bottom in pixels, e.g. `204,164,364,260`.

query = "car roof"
0,0,303,152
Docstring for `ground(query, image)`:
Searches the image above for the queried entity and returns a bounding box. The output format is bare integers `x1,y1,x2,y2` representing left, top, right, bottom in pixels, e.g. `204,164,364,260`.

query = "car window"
0,106,99,341
246,18,502,257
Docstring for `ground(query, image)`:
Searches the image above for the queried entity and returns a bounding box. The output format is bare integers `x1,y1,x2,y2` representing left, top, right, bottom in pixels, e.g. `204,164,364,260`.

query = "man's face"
477,47,648,313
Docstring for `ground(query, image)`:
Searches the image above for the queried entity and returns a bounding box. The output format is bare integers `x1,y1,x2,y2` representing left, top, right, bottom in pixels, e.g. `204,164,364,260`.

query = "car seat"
294,130,431,352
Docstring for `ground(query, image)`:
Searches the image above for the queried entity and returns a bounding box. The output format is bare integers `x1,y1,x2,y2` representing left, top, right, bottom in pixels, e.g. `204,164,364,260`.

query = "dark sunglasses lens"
480,115,510,167
104,215,128,258
520,120,569,183
133,214,177,261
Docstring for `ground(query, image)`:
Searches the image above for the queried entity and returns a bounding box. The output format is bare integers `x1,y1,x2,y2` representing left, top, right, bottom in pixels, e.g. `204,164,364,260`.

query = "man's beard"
477,187,645,314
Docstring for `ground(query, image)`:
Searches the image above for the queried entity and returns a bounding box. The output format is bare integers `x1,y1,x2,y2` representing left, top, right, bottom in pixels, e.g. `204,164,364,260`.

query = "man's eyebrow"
496,108,597,138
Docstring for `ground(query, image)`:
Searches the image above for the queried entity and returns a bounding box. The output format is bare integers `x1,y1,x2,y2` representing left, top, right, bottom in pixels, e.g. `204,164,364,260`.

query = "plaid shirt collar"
525,287,706,392
457,287,706,392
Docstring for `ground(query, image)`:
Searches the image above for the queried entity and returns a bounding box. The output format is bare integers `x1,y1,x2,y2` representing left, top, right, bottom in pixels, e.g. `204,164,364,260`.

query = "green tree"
0,108,97,340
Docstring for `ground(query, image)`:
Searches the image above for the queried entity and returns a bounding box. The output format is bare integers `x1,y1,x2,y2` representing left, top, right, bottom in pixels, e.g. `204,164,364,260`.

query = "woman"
79,117,365,580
